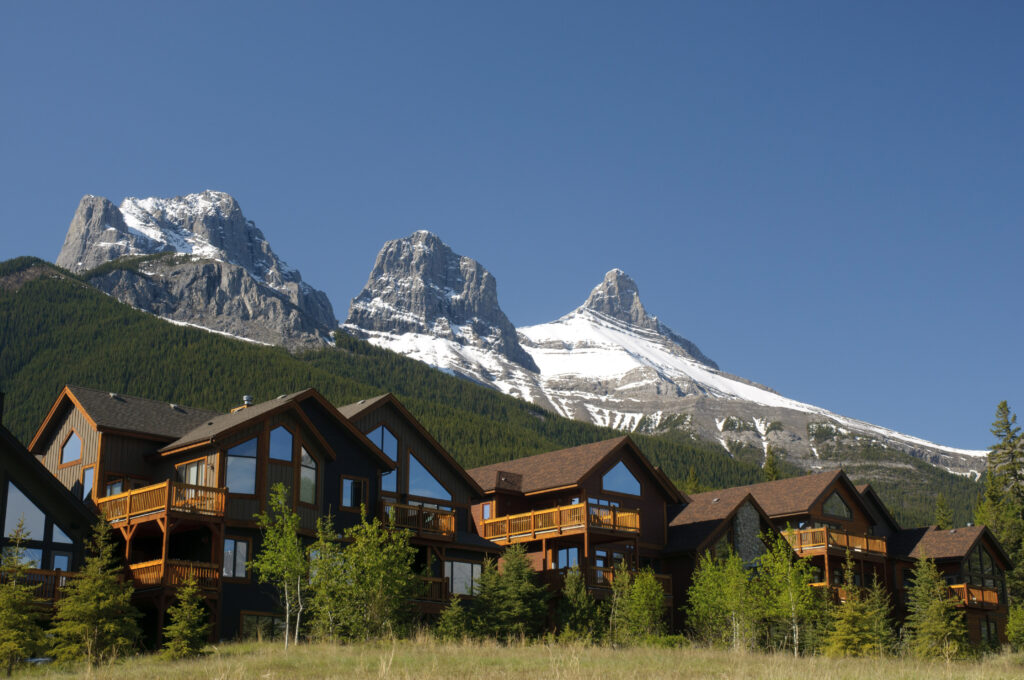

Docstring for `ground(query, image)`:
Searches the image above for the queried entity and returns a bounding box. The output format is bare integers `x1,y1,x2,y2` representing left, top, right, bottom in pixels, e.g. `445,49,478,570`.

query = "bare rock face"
345,230,538,372
56,191,336,350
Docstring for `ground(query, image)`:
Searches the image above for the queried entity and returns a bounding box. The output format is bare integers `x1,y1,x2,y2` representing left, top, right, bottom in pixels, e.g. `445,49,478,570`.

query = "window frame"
600,460,643,497
81,465,96,502
175,456,213,488
822,491,854,520
339,475,367,513
223,536,252,582
58,430,83,468
297,446,318,508
407,450,453,503
223,436,259,498
268,425,296,464
239,610,286,640
444,559,483,597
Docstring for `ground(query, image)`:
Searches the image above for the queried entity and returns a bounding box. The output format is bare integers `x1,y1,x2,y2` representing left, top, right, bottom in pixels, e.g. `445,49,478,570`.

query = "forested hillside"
0,257,980,526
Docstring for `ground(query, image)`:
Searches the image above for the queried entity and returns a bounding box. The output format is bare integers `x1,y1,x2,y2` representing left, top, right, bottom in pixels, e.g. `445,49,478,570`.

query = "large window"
241,612,286,640
177,458,208,487
81,466,95,501
223,537,250,579
299,447,317,505
823,492,853,520
269,427,293,462
445,560,482,596
3,482,46,540
60,431,82,465
965,543,1005,601
555,546,579,569
602,461,641,496
408,453,451,501
225,438,258,495
367,425,398,460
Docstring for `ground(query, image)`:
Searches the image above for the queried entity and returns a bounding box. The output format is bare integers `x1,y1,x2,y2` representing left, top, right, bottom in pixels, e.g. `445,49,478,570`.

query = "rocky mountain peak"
581,269,658,330
345,231,539,373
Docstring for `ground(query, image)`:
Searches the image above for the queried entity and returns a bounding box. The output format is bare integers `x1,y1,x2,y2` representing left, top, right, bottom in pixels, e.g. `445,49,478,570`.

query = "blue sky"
1,2,1021,450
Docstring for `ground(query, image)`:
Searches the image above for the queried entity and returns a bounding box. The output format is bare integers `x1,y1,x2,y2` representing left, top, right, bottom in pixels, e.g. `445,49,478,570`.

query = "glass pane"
236,540,248,576
106,480,123,496
269,427,292,462
482,503,491,520
52,523,72,544
300,466,316,504
82,467,94,500
228,438,258,458
823,492,853,520
4,482,47,539
342,479,353,507
408,453,451,501
301,447,314,468
52,552,71,571
381,470,397,493
226,456,257,495
61,432,82,464
23,549,42,568
368,426,398,460
223,539,235,577
602,461,641,496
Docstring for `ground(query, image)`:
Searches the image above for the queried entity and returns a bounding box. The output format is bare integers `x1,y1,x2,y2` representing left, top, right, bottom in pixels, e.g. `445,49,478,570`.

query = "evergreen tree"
251,483,307,648
823,555,884,657
755,532,822,656
685,550,756,650
305,515,345,641
863,573,895,655
1006,604,1024,652
333,509,419,640
556,565,602,641
160,575,210,659
0,520,44,676
933,492,953,530
435,595,470,642
903,556,966,659
763,445,780,482
609,566,666,644
49,521,141,667
470,544,547,640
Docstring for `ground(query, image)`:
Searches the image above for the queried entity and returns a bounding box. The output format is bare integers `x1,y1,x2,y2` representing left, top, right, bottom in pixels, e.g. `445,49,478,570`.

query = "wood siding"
40,406,99,497
101,433,160,482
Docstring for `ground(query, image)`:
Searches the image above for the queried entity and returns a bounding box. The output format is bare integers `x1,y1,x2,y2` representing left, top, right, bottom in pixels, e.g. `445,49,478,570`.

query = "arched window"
299,447,317,504
408,453,451,502
602,461,641,496
823,492,853,520
268,426,293,462
61,431,82,465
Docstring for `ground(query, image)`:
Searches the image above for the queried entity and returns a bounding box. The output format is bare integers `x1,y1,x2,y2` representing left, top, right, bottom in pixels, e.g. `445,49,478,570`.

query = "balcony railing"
0,569,76,601
481,503,640,543
98,481,226,523
417,576,449,602
382,500,456,539
949,583,999,609
783,527,886,556
128,559,220,590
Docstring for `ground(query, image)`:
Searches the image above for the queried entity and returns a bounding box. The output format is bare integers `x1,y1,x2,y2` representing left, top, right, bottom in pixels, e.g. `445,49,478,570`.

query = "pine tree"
470,544,547,640
823,555,875,657
763,445,780,482
755,532,822,656
0,520,44,676
435,594,470,641
49,520,141,667
609,567,666,644
904,556,966,659
556,565,602,641
685,550,756,650
333,509,419,640
1006,603,1024,652
933,492,953,530
251,483,307,648
863,573,895,655
160,575,210,659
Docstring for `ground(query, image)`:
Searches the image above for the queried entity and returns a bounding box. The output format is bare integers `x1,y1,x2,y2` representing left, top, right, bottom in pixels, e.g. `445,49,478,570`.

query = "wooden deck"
0,569,76,601
783,527,887,557
481,503,640,544
97,481,226,524
128,559,220,590
949,583,999,609
382,500,456,540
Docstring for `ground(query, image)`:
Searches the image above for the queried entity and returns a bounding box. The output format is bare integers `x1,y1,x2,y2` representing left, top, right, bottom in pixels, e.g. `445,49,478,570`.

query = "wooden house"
466,436,683,605
337,393,501,611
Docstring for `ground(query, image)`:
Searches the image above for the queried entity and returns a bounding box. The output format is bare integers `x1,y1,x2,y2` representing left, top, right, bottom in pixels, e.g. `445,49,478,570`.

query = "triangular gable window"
602,461,641,496
408,453,451,502
823,491,853,520
3,482,47,540
368,426,398,461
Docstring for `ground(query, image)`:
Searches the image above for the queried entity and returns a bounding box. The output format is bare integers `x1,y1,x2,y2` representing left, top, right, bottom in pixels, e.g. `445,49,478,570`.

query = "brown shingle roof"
68,385,219,440
890,525,988,561
337,394,391,421
467,437,632,494
666,488,774,554
715,469,846,517
159,390,310,452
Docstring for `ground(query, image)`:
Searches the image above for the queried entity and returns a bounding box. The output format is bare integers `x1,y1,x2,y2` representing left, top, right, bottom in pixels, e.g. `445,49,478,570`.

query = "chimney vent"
242,395,253,407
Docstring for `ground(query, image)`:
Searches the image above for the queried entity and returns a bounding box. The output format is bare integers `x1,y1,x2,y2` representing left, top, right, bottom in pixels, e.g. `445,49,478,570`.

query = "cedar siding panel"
101,434,159,482
41,407,99,495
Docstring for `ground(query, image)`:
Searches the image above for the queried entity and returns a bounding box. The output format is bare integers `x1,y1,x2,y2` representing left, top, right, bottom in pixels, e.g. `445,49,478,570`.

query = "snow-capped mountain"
56,192,336,348
345,232,987,477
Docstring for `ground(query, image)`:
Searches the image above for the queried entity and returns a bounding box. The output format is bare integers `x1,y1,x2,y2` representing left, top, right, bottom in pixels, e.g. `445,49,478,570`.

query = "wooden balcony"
481,503,640,545
98,481,226,524
783,527,886,557
949,583,999,609
0,569,76,601
416,576,448,602
382,500,456,540
128,559,220,590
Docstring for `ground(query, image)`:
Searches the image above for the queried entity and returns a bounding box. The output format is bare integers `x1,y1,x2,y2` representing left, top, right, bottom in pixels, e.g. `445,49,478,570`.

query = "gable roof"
708,469,873,520
29,385,220,450
336,393,481,495
889,524,1011,565
856,483,902,533
666,488,774,554
467,436,683,502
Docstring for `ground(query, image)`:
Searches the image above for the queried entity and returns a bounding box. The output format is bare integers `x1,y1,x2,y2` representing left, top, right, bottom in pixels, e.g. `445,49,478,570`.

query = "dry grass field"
18,639,1024,680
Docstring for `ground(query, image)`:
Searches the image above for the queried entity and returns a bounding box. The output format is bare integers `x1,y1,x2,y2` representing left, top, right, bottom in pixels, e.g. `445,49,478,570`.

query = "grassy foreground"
17,639,1024,680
